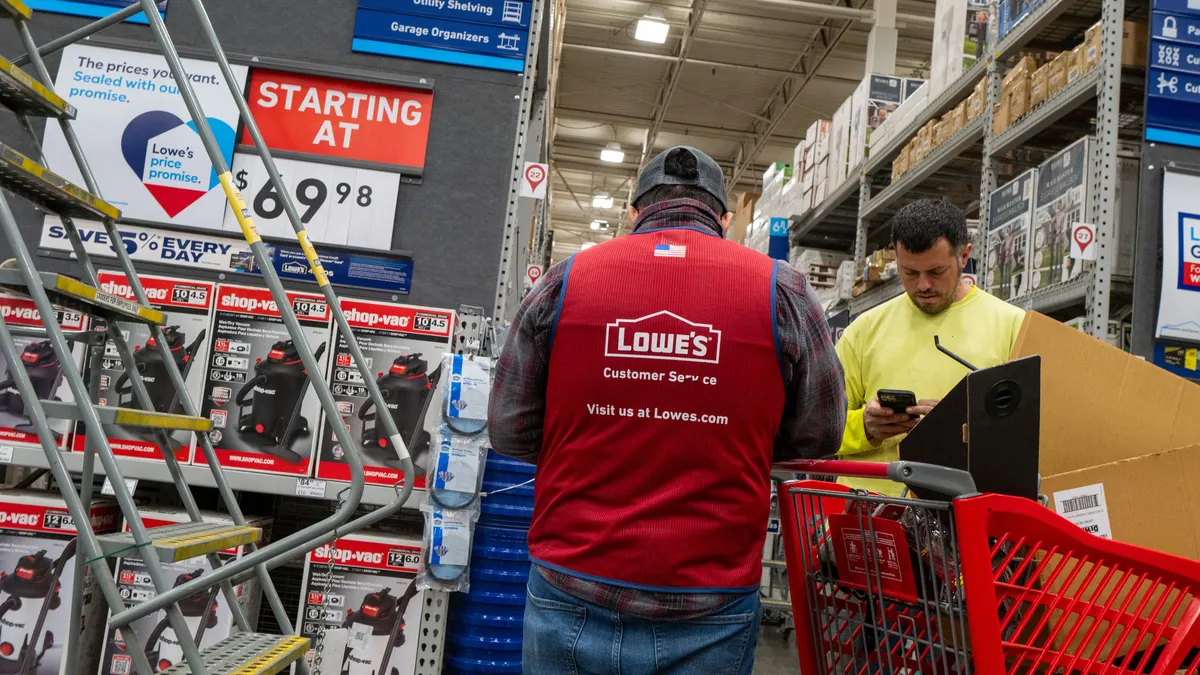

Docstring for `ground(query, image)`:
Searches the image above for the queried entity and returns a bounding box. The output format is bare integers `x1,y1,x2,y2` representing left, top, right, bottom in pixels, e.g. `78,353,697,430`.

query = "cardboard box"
728,191,759,244
985,169,1036,300
297,531,430,675
78,272,214,465
1003,55,1037,87
1010,73,1031,120
314,298,455,487
828,99,852,188
992,95,1011,136
1029,137,1088,292
0,491,117,675
930,0,990,95
199,284,332,476
98,509,270,675
1010,312,1200,476
0,294,87,452
807,119,833,162
1084,21,1102,72
849,74,905,173
1048,52,1068,95
1122,21,1148,67
1066,44,1084,84
1030,64,1049,108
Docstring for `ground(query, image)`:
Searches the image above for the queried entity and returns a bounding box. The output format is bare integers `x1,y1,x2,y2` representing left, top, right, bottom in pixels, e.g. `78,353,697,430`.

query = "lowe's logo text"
343,307,410,329
604,311,721,364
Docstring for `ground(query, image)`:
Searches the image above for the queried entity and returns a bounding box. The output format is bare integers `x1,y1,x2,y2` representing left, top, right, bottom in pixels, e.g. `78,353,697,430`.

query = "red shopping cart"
773,459,1200,675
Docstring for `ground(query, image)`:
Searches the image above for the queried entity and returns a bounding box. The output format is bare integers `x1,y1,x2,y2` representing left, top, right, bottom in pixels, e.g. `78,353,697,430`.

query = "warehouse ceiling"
549,0,937,262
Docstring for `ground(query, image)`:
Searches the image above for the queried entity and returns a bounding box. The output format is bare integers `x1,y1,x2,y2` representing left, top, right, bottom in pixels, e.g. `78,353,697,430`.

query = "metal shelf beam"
1011,273,1132,313
995,0,1082,61
0,446,425,508
990,69,1101,156
861,119,984,220
790,175,860,239
862,61,987,176
850,277,903,314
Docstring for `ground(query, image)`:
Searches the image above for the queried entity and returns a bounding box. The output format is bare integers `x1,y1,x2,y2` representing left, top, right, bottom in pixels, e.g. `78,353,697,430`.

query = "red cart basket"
774,459,1200,675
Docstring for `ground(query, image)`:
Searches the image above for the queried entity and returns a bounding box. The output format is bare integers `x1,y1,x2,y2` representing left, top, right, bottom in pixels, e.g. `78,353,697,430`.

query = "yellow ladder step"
0,0,31,20
40,400,211,432
95,521,261,562
0,142,120,221
0,56,75,119
0,270,164,325
158,633,309,675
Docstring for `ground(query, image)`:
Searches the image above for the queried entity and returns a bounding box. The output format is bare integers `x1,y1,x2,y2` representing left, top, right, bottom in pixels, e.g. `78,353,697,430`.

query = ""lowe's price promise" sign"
352,0,532,72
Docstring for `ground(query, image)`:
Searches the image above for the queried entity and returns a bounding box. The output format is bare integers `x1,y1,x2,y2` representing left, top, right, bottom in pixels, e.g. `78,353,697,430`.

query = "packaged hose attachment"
417,502,478,592
428,424,488,511
443,353,491,434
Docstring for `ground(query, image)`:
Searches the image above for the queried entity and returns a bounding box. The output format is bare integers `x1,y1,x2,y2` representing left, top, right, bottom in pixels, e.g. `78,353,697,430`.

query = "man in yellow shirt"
836,199,1025,494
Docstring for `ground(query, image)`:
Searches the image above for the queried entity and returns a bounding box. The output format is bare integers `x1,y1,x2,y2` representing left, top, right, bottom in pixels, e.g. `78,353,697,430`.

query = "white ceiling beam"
560,42,864,83
750,0,933,25
555,107,804,145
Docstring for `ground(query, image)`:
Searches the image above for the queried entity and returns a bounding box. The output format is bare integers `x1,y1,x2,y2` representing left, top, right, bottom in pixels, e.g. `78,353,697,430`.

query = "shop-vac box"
0,490,118,675
96,508,271,675
296,531,427,675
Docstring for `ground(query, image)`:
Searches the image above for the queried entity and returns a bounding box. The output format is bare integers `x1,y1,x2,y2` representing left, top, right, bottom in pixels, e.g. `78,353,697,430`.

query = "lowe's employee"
836,199,1025,494
490,146,845,675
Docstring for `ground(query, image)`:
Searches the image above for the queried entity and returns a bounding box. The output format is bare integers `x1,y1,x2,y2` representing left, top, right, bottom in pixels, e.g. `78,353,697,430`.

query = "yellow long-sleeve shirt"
835,285,1026,494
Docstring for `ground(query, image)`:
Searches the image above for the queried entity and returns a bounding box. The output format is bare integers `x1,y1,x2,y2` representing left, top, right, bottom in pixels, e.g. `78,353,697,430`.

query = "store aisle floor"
753,625,798,674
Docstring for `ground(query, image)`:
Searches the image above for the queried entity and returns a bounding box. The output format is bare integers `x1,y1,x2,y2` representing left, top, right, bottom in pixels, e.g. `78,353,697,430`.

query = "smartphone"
878,389,918,415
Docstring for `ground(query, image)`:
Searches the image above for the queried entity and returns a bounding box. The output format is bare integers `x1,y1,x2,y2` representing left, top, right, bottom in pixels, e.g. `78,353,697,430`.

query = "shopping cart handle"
772,459,979,497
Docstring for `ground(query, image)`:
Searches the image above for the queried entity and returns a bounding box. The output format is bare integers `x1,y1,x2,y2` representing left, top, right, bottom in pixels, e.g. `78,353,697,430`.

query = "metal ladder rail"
12,21,261,642
105,0,397,627
0,309,160,675
0,194,212,675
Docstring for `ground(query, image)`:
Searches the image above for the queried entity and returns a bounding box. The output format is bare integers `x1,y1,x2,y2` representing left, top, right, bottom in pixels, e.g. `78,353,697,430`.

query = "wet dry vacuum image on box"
74,272,214,464
0,294,87,453
200,283,332,476
315,298,455,486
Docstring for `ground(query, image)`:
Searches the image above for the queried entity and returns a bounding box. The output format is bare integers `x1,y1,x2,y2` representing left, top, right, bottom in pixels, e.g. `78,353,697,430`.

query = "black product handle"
143,617,170,661
358,396,375,421
312,342,327,362
235,373,265,407
184,329,207,361
378,580,422,672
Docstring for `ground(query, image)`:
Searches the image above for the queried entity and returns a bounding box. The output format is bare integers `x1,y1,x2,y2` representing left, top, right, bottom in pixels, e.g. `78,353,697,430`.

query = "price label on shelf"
296,478,327,498
0,446,13,464
101,477,139,497
223,153,400,250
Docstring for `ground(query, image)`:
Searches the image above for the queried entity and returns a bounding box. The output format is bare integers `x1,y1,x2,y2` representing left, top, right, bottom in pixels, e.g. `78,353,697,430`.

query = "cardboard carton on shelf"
849,74,905,173
807,119,833,162
1009,71,1031,121
828,99,852,187
1084,21,1102,73
1048,52,1068,96
1030,63,1049,108
992,95,1011,136
1067,44,1085,84
1122,21,1148,67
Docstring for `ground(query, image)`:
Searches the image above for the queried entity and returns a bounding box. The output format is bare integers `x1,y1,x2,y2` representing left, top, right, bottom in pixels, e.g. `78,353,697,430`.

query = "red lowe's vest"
529,225,785,591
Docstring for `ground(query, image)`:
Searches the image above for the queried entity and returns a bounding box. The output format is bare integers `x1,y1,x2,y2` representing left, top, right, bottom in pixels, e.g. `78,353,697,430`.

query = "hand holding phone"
877,389,917,415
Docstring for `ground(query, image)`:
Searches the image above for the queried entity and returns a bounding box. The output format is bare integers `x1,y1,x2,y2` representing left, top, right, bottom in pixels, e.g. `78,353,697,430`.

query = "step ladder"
0,1,424,673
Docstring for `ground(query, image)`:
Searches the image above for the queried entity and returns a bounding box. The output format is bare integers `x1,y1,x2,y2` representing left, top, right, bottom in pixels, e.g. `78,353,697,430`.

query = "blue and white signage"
768,217,790,261
38,218,414,294
1156,170,1200,343
1146,0,1200,146
353,1,531,72
24,0,165,24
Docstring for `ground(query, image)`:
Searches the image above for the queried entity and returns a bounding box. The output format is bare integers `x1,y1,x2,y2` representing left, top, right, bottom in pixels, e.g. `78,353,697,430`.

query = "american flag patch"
654,244,686,258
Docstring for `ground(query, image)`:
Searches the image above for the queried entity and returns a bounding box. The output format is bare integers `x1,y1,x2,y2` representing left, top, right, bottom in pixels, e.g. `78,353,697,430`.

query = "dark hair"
890,198,969,253
632,148,727,214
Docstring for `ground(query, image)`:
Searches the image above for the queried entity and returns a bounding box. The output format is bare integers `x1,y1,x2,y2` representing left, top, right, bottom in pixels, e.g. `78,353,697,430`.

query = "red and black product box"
315,298,454,487
0,293,88,452
0,490,118,675
198,284,332,476
75,272,215,464
297,532,427,674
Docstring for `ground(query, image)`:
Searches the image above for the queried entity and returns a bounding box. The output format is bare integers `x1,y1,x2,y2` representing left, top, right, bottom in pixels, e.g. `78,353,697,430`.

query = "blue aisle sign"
353,0,531,72
265,244,414,294
768,217,790,261
1146,0,1200,146
24,0,165,24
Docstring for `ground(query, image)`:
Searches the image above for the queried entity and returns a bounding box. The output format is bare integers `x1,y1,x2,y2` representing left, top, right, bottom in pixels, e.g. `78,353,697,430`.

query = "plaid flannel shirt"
488,198,846,620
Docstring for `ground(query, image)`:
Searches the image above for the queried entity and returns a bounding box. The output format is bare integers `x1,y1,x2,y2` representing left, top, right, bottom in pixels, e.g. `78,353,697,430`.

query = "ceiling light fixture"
590,219,608,230
592,192,614,208
582,242,597,250
600,142,625,163
635,8,669,44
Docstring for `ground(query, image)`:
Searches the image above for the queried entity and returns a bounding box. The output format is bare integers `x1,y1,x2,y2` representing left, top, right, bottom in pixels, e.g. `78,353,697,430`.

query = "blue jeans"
522,569,762,675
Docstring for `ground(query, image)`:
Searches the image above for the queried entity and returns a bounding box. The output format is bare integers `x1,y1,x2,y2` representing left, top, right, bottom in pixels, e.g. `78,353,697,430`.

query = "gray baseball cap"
632,146,728,213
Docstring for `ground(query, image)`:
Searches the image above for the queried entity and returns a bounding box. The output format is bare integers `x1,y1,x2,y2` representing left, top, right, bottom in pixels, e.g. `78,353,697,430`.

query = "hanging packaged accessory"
428,427,489,510
443,353,490,436
235,339,327,463
0,539,76,673
416,505,477,593
359,353,442,468
112,326,206,414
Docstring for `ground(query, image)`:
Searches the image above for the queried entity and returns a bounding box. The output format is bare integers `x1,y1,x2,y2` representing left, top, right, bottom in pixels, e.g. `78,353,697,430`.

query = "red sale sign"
243,69,433,171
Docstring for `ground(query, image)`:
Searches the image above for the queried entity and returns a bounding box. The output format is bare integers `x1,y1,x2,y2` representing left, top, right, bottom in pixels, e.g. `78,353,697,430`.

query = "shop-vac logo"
604,311,721,364
99,280,169,303
343,306,410,329
220,293,279,314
